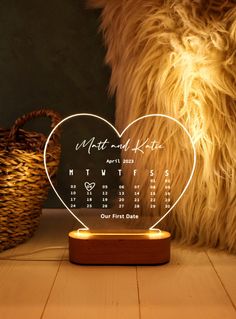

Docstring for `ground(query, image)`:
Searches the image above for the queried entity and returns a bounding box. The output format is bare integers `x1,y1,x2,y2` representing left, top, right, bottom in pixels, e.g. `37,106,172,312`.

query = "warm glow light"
147,230,168,239
69,229,171,240
70,230,91,239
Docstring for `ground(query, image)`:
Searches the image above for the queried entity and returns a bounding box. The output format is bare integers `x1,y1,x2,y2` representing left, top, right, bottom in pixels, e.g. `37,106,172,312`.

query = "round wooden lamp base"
69,229,171,265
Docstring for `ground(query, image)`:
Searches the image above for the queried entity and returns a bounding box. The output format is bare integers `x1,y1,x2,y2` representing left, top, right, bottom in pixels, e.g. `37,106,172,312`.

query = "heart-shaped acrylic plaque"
44,113,196,233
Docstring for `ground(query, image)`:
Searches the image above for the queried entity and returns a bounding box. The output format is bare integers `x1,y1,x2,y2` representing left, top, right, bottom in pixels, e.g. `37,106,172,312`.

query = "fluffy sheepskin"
87,0,236,252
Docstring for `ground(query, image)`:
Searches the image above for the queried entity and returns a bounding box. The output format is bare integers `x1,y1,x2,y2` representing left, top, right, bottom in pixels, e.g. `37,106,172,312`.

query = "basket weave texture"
0,109,61,252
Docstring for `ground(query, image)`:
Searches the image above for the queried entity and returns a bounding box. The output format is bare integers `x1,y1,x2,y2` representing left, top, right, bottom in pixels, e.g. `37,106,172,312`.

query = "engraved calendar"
44,113,196,231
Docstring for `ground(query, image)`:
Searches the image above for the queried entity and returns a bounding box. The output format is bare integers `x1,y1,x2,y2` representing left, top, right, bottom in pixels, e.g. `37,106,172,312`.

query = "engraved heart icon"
44,113,196,231
84,182,96,192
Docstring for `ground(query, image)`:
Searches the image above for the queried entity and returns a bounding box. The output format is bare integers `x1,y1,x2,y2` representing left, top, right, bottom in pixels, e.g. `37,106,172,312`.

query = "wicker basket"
0,109,61,252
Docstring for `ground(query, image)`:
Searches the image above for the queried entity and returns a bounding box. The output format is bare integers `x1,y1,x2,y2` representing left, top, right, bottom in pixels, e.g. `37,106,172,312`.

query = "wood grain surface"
0,209,235,319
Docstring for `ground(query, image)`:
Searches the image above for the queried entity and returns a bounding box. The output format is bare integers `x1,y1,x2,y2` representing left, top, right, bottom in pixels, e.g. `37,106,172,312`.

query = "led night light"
44,113,196,264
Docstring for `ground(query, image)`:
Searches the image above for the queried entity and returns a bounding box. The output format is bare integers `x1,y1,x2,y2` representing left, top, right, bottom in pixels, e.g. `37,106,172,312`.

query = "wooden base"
69,229,171,265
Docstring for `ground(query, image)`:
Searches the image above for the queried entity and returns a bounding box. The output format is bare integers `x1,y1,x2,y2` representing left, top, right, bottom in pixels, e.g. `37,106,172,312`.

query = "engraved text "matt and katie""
75,137,164,155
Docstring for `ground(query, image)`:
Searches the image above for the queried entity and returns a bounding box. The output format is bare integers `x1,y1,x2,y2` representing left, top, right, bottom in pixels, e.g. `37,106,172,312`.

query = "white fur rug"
88,0,236,253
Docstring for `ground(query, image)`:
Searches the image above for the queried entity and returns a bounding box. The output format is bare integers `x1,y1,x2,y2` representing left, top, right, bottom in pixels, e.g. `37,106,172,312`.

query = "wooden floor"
0,209,235,319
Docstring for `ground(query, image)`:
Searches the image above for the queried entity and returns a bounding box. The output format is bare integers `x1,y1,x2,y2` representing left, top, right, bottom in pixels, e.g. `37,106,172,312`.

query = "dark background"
0,0,115,207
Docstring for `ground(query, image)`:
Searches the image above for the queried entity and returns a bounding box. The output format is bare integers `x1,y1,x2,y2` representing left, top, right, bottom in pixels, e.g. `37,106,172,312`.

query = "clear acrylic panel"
44,113,196,232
